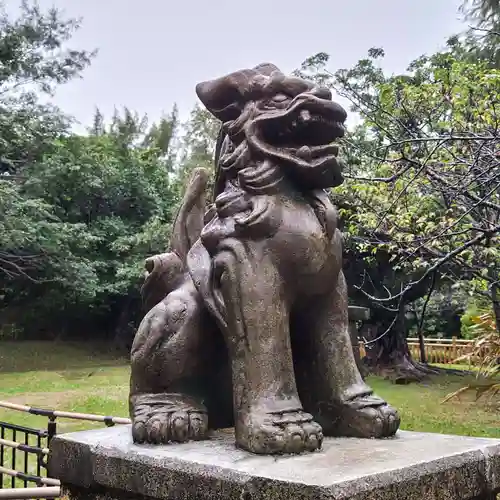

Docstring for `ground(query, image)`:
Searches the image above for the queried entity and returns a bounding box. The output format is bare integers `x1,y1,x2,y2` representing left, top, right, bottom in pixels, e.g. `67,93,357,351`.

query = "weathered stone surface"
49,426,500,500
129,63,400,455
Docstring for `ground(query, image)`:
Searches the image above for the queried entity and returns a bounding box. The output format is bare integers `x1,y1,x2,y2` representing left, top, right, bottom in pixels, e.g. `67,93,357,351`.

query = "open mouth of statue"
259,103,345,162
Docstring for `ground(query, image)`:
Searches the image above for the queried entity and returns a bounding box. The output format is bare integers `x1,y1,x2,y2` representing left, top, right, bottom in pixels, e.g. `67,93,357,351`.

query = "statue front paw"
319,394,400,438
236,408,323,455
131,393,208,444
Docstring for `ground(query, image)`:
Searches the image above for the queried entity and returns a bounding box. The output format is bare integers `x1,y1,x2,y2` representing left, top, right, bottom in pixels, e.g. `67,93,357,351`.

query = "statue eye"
272,93,289,103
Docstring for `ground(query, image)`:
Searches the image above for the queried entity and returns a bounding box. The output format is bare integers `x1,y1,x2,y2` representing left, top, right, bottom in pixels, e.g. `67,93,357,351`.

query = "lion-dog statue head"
196,63,347,196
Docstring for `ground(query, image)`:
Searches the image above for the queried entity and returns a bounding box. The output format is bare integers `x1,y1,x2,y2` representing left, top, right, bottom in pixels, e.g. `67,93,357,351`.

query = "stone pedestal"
49,425,500,500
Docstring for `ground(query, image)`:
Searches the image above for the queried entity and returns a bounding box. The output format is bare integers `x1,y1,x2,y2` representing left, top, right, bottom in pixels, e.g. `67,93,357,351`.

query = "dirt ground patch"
3,389,82,407
3,385,127,407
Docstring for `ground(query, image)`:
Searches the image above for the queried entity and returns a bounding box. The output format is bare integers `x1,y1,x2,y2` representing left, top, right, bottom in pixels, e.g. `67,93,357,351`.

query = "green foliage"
0,0,95,93
296,29,500,378
90,105,179,167
460,300,494,338
407,286,468,338
461,0,500,26
0,179,98,337
2,123,178,337
4,0,498,352
0,180,74,285
0,1,191,340
444,312,499,410
0,1,95,174
0,3,183,339
456,0,500,67
0,95,71,174
299,48,500,334
175,104,220,197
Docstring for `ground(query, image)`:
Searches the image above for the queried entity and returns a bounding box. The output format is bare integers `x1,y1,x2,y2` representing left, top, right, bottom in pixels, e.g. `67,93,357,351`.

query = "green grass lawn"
0,342,130,434
0,341,499,487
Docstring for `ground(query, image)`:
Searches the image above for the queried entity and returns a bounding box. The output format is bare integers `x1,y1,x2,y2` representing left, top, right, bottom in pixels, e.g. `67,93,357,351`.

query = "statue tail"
169,167,210,262
140,168,210,312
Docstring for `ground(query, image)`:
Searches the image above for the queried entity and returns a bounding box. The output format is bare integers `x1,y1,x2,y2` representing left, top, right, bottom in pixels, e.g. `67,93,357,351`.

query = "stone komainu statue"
129,63,400,455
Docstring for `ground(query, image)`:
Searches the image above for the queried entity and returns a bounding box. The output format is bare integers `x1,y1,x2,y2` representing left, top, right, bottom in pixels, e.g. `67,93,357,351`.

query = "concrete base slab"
49,425,500,499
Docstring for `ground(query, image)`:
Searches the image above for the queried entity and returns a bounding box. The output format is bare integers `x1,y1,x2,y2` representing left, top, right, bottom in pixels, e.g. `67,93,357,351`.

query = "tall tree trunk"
417,330,427,364
491,283,500,334
360,308,438,382
415,271,436,364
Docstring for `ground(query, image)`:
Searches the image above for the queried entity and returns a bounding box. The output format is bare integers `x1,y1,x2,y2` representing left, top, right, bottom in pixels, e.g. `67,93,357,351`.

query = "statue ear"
195,68,262,122
195,77,243,122
195,63,283,122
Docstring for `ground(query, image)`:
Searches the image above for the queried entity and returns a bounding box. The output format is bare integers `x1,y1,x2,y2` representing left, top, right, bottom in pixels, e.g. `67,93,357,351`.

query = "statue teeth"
300,110,311,123
297,145,312,160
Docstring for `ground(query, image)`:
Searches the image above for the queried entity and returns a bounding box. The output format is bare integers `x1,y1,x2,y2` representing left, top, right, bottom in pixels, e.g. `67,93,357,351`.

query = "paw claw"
305,434,319,451
148,418,163,444
171,413,189,442
159,417,171,444
190,413,208,440
272,433,286,451
302,422,323,451
131,393,208,445
238,409,322,455
132,421,147,443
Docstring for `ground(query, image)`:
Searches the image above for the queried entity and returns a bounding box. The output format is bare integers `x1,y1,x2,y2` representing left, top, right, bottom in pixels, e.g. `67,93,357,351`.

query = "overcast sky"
11,0,465,131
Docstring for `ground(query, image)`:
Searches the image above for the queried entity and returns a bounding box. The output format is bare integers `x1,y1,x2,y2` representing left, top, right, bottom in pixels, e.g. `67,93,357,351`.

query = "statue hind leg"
130,276,233,444
129,167,233,444
292,270,400,438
